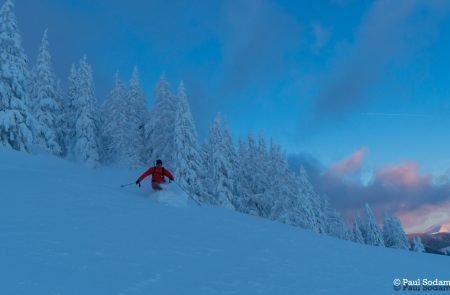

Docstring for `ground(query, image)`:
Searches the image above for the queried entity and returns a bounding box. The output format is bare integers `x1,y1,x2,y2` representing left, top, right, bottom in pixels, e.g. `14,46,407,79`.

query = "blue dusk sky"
14,0,450,232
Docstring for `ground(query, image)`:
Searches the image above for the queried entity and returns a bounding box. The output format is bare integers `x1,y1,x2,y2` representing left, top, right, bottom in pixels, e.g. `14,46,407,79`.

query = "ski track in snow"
1,148,449,295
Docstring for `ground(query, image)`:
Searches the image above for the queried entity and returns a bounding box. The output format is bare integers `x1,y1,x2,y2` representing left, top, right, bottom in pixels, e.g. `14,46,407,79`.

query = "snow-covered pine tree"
233,135,330,235
200,113,234,208
246,134,258,194
263,141,301,225
237,137,289,221
54,80,66,156
353,211,365,243
383,212,396,247
126,66,147,166
248,138,329,234
129,67,147,122
219,128,241,208
222,120,239,204
145,74,176,169
65,64,78,154
173,81,202,196
263,139,292,220
234,138,251,211
243,134,274,217
363,203,384,246
391,215,410,250
411,236,425,252
296,165,328,233
30,29,62,155
0,0,33,152
99,72,127,164
383,212,410,250
255,135,270,194
325,206,351,240
233,133,262,214
70,56,99,167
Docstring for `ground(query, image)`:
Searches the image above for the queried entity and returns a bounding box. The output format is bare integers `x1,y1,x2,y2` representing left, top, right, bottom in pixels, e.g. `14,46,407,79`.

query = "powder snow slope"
0,148,448,295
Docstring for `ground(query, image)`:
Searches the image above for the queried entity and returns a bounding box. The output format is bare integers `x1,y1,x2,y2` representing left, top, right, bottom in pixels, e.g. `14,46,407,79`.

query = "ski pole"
120,182,135,188
172,180,201,207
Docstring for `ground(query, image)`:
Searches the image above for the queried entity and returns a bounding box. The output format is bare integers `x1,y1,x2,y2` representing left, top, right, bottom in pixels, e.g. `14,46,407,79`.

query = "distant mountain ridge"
437,223,450,234
424,224,442,234
424,223,450,235
408,230,450,255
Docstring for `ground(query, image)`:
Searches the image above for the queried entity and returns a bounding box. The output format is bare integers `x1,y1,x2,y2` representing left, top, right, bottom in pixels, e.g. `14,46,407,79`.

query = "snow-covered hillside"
1,148,448,295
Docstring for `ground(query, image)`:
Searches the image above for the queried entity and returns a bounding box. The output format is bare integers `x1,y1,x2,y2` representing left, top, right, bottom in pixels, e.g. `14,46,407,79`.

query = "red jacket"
138,166,174,183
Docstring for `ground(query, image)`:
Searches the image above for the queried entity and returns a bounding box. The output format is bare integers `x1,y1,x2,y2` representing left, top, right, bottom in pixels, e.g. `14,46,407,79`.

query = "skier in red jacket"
136,159,174,191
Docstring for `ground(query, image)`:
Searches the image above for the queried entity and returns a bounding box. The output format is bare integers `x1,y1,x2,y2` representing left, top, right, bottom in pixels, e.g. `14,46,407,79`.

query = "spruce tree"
392,215,410,250
70,56,99,167
0,0,33,152
54,80,66,155
353,211,365,243
240,137,329,234
99,72,127,164
363,203,384,246
261,138,287,219
30,29,62,155
325,206,351,240
240,134,262,214
411,236,425,252
296,165,328,233
200,113,233,208
146,74,176,168
383,213,410,250
126,66,147,166
128,67,147,128
234,138,251,212
255,135,269,194
222,120,238,204
173,81,202,196
65,64,78,153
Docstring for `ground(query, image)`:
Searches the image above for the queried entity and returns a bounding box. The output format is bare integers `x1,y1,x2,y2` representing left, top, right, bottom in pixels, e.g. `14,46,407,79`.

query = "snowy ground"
1,148,449,295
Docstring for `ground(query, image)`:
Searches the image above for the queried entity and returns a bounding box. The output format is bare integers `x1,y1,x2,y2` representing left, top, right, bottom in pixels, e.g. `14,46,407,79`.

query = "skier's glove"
136,180,141,187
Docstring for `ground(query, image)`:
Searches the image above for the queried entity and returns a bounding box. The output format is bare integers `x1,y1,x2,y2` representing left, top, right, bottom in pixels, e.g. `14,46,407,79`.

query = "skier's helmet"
156,159,163,166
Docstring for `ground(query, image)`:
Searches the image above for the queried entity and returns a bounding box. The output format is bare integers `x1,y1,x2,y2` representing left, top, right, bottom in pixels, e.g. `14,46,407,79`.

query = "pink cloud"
375,162,430,188
397,202,450,233
329,148,367,176
298,152,450,233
